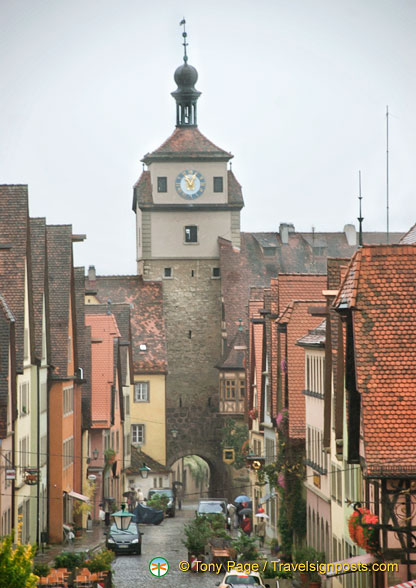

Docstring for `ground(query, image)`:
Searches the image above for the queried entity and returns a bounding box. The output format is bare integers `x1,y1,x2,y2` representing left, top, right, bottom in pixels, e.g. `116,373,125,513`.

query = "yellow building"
85,269,168,473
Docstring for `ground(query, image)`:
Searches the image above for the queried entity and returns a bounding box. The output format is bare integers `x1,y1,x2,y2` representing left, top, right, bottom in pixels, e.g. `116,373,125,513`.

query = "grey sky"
1,0,415,274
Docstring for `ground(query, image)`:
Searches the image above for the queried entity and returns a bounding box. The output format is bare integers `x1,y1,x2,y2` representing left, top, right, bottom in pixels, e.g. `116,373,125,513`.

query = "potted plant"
294,546,325,587
262,561,293,587
348,507,379,553
231,532,259,563
270,537,280,556
183,517,211,563
104,448,116,464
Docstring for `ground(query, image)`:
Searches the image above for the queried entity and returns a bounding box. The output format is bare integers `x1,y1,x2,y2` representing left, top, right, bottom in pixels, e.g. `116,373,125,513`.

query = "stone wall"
145,257,230,496
145,258,222,409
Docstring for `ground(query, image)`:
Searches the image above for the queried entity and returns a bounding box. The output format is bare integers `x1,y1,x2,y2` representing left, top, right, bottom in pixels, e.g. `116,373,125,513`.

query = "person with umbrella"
255,508,269,548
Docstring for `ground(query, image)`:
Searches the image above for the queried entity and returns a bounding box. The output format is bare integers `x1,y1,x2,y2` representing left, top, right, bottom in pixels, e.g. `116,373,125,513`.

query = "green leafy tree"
184,456,209,496
0,534,38,588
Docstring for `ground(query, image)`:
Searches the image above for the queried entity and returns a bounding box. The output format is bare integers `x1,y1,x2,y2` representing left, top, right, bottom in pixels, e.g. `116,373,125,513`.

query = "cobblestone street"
112,504,219,588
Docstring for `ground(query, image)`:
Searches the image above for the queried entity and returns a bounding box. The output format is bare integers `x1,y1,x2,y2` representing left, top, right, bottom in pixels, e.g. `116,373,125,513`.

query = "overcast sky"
1,0,415,274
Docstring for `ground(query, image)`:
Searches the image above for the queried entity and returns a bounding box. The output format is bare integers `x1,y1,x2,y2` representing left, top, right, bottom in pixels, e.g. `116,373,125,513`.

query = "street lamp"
112,504,133,530
139,463,151,479
170,429,178,439
92,448,99,460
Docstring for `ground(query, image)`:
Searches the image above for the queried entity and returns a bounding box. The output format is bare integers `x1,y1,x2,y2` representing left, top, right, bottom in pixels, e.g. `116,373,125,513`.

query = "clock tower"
132,28,244,488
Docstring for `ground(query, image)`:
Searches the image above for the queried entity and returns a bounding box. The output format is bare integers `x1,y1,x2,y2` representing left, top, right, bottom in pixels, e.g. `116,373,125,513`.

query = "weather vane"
179,18,188,63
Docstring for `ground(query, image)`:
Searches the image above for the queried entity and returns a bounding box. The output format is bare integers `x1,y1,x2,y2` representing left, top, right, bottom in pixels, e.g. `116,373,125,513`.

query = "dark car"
197,499,230,529
148,488,176,517
106,522,142,555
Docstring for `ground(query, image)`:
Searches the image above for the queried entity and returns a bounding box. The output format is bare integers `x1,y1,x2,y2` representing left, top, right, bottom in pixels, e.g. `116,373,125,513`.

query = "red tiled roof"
87,275,167,374
142,127,233,163
277,301,325,439
85,313,120,427
247,296,265,420
334,244,416,475
278,274,327,315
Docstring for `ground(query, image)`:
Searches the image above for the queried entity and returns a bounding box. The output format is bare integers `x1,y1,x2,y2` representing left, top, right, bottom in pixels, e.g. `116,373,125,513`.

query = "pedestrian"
256,518,266,548
137,488,144,504
241,515,252,536
227,503,236,530
127,489,135,512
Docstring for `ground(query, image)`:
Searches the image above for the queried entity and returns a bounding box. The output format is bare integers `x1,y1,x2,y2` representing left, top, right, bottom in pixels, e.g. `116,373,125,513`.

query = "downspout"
35,357,41,547
10,320,16,533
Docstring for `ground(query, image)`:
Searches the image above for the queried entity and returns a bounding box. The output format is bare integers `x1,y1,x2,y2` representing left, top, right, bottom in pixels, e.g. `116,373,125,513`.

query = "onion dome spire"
171,19,201,127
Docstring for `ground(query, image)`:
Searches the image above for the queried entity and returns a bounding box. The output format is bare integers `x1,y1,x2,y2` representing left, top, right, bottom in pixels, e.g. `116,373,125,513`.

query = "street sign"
24,469,39,485
223,448,235,464
5,469,16,480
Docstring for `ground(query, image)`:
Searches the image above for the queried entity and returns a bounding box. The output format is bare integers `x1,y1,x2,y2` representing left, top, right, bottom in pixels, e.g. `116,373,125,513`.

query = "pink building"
85,311,124,520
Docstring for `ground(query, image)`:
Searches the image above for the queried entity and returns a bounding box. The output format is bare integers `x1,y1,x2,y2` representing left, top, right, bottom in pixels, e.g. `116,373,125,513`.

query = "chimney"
88,265,96,282
344,224,357,246
279,223,295,244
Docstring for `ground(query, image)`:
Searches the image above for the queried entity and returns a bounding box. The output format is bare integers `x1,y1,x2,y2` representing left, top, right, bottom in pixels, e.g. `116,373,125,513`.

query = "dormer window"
213,177,223,193
157,177,167,193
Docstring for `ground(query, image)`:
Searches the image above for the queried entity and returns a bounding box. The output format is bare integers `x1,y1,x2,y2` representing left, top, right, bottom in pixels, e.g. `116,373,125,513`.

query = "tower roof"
141,126,233,164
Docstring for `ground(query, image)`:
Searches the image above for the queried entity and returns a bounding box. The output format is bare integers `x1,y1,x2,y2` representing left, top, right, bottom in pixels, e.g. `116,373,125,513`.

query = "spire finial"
238,318,243,331
358,170,364,246
179,18,188,63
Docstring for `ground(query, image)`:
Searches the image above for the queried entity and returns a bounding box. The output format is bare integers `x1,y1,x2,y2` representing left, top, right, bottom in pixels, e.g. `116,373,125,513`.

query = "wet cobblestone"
112,504,218,588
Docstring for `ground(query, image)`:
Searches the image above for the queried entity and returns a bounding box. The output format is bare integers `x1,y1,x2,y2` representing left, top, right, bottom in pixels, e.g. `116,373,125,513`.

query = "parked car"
148,488,176,517
196,498,230,529
106,521,142,555
216,569,270,587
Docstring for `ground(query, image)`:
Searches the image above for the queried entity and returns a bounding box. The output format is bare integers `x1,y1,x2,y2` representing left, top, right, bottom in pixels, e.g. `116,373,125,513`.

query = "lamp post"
139,463,151,480
112,504,133,531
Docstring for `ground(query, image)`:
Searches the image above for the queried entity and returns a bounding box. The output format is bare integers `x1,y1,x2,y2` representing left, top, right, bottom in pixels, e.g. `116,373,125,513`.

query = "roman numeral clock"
175,169,206,200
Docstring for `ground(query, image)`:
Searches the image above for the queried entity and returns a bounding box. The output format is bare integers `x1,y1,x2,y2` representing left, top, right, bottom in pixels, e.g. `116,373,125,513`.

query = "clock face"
175,169,206,200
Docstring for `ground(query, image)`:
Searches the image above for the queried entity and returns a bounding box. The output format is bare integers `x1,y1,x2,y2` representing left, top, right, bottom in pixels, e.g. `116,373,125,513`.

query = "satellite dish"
88,474,96,481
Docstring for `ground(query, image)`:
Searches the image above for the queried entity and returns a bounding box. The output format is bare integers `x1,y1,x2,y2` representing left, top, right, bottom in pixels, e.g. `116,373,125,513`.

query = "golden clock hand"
188,174,196,189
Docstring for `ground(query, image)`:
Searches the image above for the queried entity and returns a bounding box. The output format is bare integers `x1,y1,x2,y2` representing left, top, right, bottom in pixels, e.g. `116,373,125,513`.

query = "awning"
259,492,276,504
388,582,416,588
325,554,377,577
66,490,90,503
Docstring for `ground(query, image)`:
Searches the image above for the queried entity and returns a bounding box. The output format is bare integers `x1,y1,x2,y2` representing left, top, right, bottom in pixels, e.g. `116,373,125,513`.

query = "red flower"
348,507,379,553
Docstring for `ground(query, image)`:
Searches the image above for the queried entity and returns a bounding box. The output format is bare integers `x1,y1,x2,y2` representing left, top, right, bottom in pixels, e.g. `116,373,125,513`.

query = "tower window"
212,267,220,278
213,177,223,193
164,267,172,278
185,226,198,243
157,177,167,192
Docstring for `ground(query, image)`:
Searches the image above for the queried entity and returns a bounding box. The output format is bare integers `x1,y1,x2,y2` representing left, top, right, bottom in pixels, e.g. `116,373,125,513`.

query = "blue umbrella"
234,495,251,503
